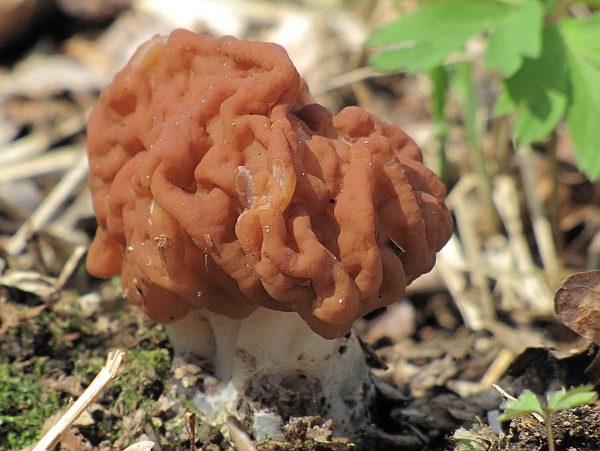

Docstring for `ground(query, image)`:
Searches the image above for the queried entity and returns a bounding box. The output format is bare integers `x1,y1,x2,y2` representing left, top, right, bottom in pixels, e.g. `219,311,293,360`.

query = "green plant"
496,385,598,451
366,0,600,180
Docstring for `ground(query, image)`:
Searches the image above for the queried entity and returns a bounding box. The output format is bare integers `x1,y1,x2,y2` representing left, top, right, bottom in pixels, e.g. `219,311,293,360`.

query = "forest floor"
1,1,600,450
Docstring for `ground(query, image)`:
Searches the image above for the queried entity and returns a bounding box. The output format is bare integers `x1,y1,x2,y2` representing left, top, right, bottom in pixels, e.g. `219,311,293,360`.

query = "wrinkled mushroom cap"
86,29,453,339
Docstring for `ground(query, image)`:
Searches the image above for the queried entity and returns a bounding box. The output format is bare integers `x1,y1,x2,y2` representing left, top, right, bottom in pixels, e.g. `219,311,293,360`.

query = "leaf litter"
1,1,600,451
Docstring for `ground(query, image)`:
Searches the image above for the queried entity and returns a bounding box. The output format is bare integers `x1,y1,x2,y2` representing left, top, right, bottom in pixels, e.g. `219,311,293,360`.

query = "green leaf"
365,0,510,46
497,391,544,422
369,39,467,73
547,386,598,413
485,0,543,76
560,13,600,64
565,56,600,180
493,85,517,117
366,0,512,73
560,14,600,180
495,24,568,145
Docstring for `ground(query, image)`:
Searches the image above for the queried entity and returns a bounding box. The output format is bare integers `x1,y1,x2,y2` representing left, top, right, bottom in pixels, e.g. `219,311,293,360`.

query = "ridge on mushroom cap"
86,29,453,339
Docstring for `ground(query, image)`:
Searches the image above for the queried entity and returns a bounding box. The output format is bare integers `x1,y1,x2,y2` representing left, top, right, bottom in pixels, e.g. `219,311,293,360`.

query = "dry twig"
31,349,125,451
5,151,89,257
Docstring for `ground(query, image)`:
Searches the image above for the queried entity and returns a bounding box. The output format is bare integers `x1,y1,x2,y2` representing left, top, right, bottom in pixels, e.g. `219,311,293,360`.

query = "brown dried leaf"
364,300,416,345
50,375,85,397
0,270,58,298
60,427,93,451
226,416,257,451
555,270,600,345
122,441,155,451
305,421,334,443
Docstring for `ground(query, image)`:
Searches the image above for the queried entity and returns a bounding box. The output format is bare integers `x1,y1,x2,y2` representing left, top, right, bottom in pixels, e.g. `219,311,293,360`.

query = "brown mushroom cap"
86,29,453,339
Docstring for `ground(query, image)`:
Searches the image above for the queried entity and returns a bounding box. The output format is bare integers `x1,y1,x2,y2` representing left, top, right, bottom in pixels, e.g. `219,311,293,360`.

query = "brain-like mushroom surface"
87,29,453,339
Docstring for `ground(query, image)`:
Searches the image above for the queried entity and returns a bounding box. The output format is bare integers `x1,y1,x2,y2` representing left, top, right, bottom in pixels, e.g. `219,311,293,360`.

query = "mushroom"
86,29,453,435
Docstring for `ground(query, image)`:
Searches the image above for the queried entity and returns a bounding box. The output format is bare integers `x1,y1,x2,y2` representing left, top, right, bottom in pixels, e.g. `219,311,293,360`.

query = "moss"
116,348,171,406
0,358,69,450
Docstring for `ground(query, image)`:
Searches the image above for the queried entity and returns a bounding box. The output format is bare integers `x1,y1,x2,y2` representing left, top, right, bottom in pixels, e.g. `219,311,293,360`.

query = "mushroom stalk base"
165,307,374,437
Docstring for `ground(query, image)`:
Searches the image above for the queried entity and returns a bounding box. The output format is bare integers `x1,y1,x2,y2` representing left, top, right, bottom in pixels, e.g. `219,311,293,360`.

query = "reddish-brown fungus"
86,28,454,436
87,30,452,338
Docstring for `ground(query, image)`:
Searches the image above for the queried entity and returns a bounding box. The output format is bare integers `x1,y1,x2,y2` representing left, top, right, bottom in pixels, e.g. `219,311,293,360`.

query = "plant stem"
546,412,556,451
429,66,450,182
451,61,497,234
547,130,563,255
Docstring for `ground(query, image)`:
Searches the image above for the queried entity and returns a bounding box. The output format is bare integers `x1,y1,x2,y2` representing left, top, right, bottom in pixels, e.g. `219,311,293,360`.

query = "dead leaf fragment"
60,427,93,451
555,270,600,345
226,416,257,451
305,422,334,443
122,441,155,451
0,270,58,298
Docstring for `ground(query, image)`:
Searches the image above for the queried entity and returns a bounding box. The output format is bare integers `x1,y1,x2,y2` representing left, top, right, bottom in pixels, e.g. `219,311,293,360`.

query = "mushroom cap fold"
87,29,453,338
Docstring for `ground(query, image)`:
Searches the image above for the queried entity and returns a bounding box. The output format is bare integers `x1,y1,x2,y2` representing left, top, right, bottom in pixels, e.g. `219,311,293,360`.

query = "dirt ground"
2,1,600,451
3,268,600,451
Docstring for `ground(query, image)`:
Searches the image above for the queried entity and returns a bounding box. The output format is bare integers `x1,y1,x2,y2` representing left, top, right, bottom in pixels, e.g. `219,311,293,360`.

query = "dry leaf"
122,441,155,451
226,416,258,451
0,270,58,298
59,427,93,451
555,270,600,345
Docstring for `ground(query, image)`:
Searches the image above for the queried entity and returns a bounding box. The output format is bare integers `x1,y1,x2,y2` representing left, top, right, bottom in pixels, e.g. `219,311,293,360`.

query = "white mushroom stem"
165,307,374,436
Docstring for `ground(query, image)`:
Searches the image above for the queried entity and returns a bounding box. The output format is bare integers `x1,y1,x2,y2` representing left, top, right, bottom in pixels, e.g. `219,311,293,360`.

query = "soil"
2,278,599,451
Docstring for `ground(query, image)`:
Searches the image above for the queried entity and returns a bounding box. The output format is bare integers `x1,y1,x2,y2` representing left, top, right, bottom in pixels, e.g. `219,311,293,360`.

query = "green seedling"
497,385,598,451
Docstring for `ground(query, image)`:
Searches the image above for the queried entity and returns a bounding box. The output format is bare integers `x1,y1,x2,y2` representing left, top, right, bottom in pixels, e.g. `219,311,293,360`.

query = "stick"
32,349,125,451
